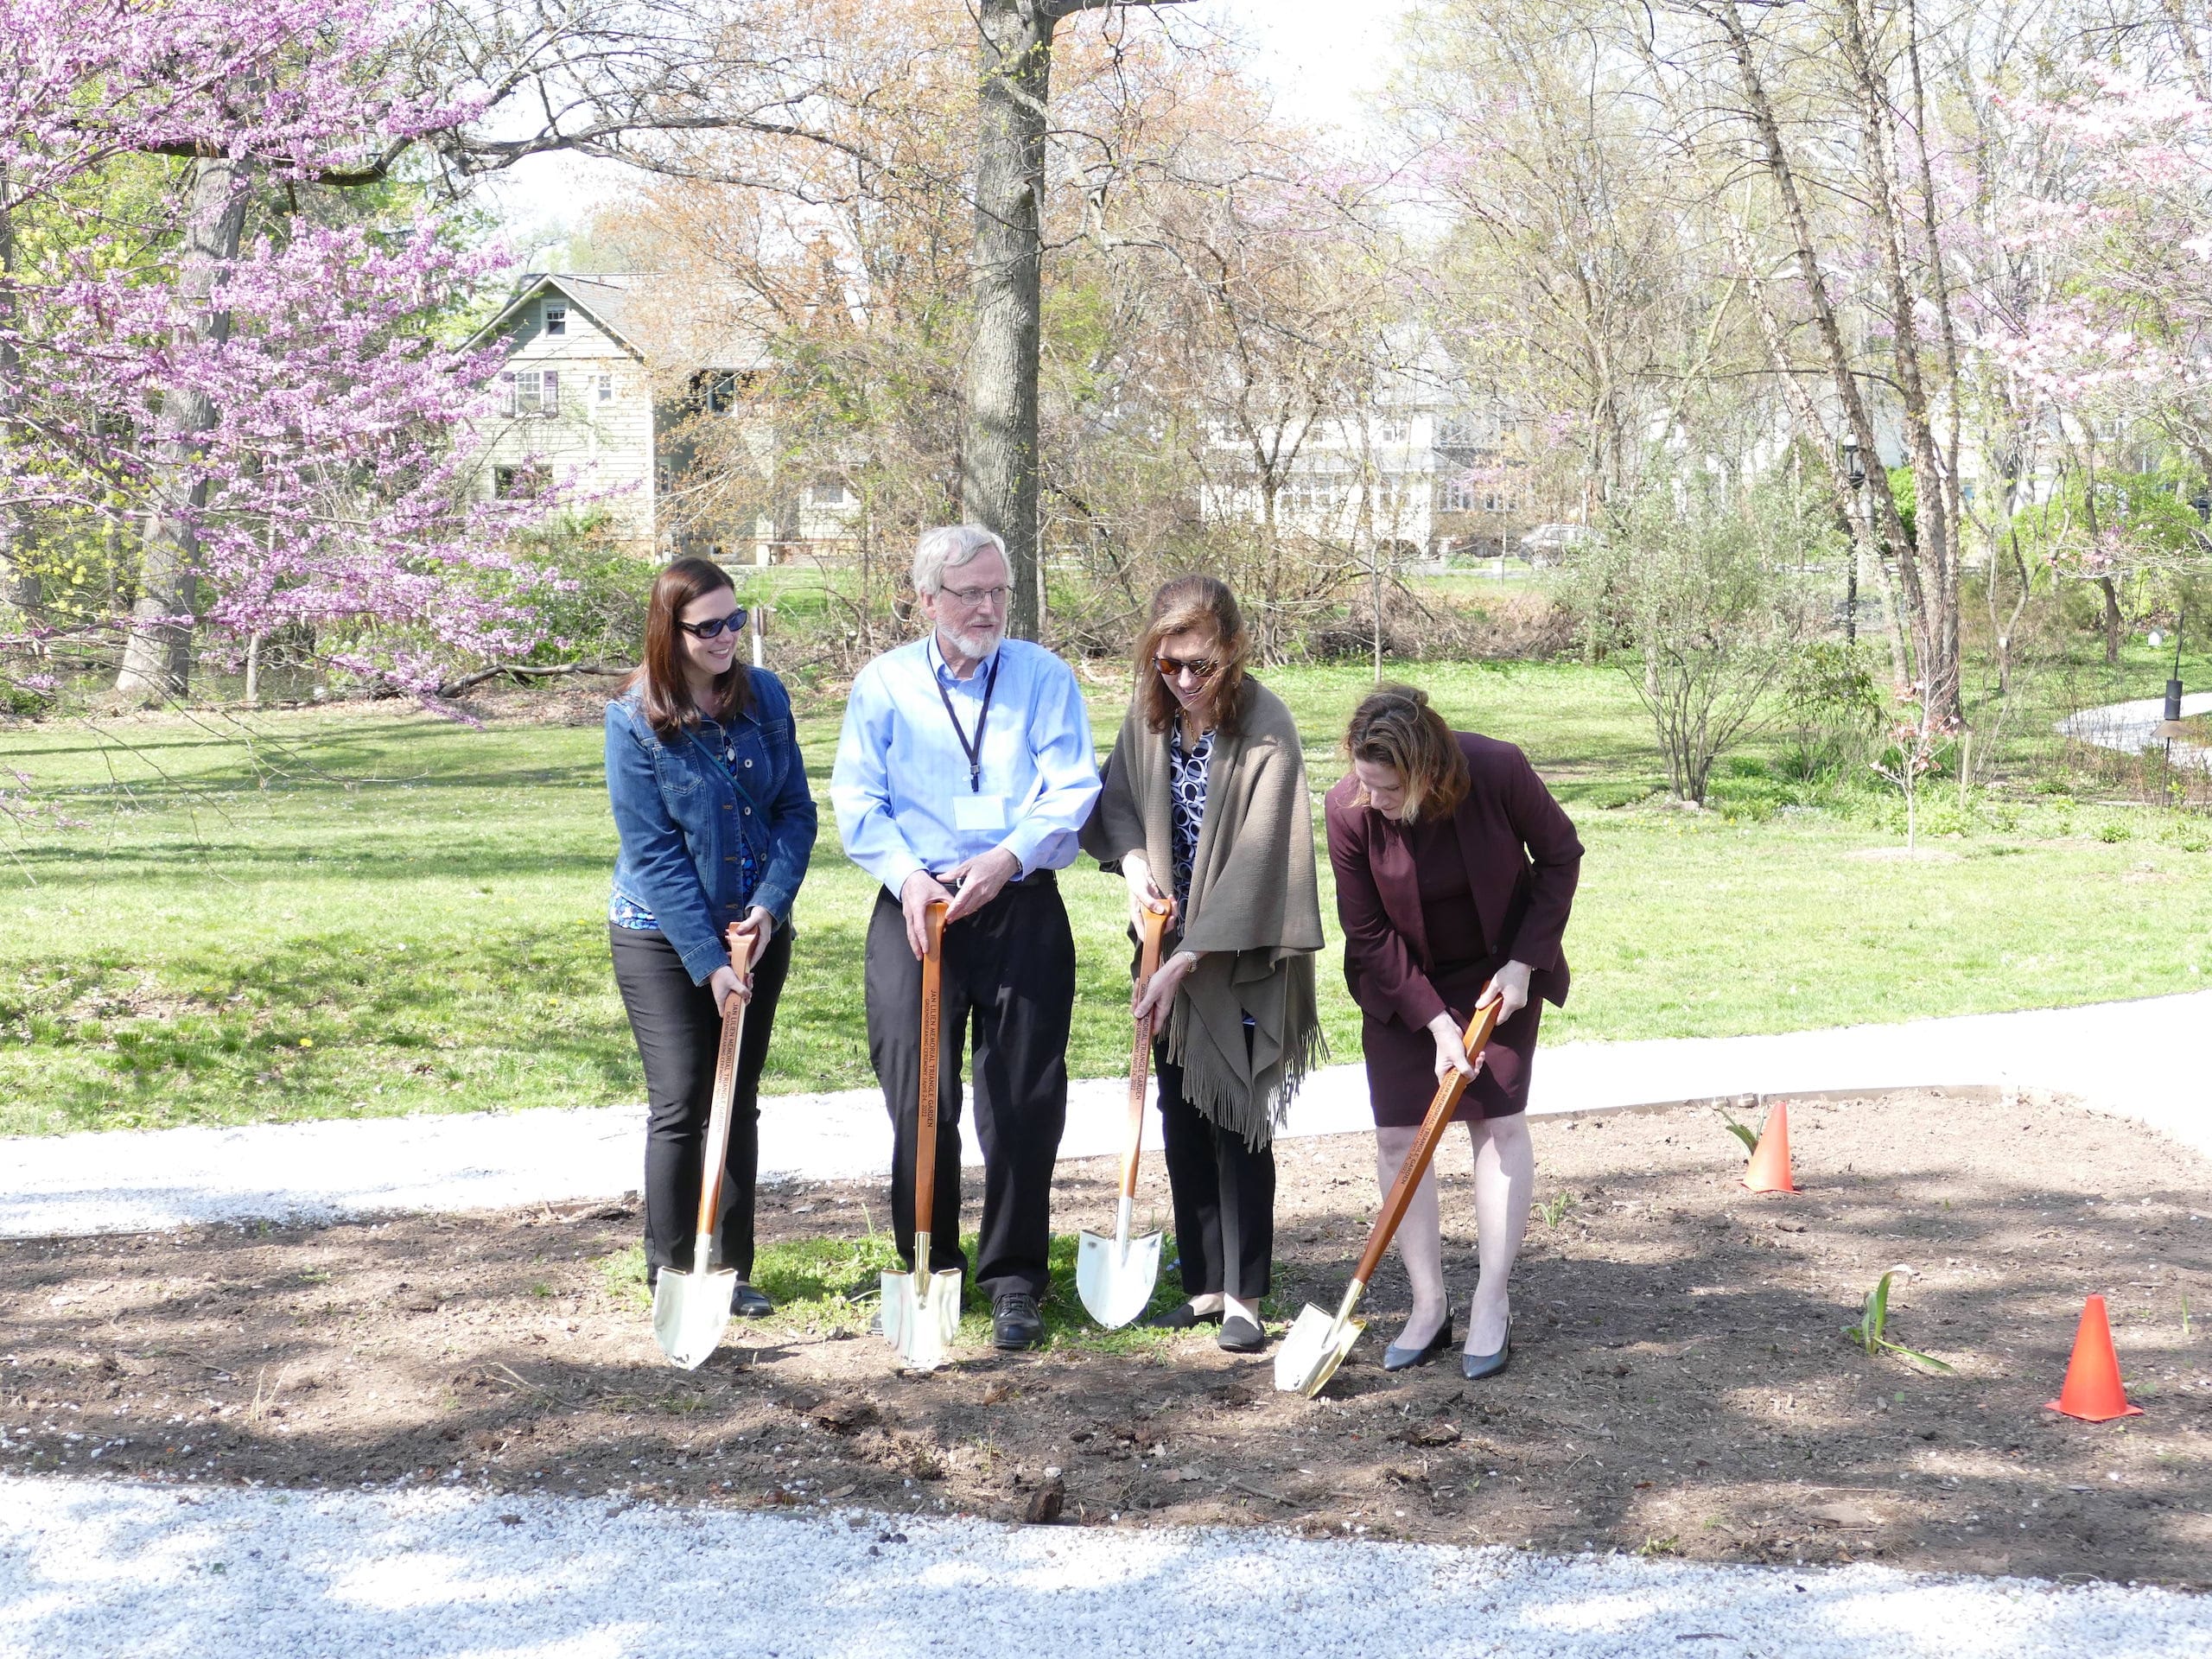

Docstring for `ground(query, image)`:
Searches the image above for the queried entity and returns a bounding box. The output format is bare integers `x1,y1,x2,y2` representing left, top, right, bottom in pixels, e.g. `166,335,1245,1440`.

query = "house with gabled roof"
468,274,660,553
468,271,865,564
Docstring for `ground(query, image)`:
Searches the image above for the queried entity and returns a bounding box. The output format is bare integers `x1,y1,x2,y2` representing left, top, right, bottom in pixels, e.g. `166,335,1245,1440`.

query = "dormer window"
543,302,567,336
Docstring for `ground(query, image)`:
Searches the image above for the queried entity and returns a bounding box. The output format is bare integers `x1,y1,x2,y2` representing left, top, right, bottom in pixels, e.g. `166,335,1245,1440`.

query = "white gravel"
5,992,2207,1239
3,1475,2207,1659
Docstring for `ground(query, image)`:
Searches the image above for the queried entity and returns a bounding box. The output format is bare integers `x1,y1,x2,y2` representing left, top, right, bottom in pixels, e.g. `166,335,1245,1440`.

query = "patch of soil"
6,1089,2210,1585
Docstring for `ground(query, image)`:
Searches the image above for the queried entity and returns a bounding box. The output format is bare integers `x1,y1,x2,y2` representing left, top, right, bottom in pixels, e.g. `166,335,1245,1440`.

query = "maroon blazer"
1324,732,1583,1033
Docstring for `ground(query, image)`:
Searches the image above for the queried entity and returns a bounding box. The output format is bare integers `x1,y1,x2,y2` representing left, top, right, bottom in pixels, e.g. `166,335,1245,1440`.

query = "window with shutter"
543,302,567,336
542,369,559,416
500,371,518,418
596,374,613,404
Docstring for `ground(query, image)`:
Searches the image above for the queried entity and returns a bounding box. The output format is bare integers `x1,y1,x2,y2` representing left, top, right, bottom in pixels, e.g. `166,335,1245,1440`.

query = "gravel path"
5,991,2206,1238
4,1476,2209,1659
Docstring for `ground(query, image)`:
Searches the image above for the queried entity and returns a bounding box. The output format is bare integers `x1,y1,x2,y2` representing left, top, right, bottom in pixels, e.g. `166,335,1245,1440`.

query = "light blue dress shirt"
832,633,1101,895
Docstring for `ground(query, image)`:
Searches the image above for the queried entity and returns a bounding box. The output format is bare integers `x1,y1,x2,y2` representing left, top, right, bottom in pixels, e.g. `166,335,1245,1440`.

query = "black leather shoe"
1383,1314,1454,1373
1144,1301,1224,1331
1462,1321,1511,1381
994,1292,1045,1351
1217,1316,1266,1354
731,1282,775,1319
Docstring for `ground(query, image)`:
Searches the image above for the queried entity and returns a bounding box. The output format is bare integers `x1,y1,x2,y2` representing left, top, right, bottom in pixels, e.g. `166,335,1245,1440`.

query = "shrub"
1570,476,1828,804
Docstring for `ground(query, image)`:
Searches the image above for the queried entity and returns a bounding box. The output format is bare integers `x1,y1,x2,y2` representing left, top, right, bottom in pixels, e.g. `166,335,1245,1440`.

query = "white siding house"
470,272,868,563
469,275,658,552
1200,342,1537,564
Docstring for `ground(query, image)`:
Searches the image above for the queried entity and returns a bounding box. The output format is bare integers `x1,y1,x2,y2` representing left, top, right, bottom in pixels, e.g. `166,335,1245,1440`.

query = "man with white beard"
831,524,1101,1349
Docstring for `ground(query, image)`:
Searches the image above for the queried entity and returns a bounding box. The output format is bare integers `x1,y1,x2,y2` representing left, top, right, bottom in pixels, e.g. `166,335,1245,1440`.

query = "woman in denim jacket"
606,556,817,1317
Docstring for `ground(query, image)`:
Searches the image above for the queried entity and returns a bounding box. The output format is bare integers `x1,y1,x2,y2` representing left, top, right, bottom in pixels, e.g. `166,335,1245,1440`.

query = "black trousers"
1156,1038,1275,1301
609,923,792,1282
864,880,1073,1303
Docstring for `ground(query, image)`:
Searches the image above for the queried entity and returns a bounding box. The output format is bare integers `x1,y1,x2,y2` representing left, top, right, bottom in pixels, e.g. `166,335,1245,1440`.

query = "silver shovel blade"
880,1268,963,1372
1076,1227,1163,1330
652,1266,738,1370
1273,1302,1364,1396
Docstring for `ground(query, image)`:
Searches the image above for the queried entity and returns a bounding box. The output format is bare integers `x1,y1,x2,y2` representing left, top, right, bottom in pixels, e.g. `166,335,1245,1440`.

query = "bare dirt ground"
6,1089,2210,1586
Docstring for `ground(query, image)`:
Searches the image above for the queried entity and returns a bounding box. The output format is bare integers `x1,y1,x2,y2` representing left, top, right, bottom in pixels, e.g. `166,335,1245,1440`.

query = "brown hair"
625,556,753,742
1135,575,1251,737
1343,683,1469,823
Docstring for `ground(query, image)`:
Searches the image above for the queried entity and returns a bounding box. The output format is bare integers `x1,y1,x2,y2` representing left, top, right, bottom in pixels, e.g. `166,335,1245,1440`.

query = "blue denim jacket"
605,670,817,985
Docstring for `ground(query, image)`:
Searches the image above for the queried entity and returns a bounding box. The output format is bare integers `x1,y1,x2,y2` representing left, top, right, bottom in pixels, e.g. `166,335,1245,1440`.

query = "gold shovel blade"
652,1266,738,1370
1274,1302,1364,1397
1075,1227,1163,1330
880,1268,963,1372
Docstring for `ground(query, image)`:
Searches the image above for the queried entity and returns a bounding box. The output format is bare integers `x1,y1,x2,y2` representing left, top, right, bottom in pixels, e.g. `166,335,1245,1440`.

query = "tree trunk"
963,0,1054,642
1713,1,1926,690
0,161,31,620
115,153,250,703
1839,0,1960,721
2098,575,2122,668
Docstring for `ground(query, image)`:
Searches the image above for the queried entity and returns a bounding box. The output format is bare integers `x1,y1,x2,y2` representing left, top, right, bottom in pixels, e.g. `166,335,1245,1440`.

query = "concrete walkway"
5,991,2207,1239
2056,689,2212,771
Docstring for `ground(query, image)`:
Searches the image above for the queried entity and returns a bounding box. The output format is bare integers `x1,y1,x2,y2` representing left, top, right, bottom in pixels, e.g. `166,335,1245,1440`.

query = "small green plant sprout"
1536,1192,1578,1227
1719,1105,1762,1157
1843,1272,1955,1372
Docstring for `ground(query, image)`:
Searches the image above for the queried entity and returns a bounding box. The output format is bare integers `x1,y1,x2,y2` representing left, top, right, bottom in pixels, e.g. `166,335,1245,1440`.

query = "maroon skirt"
1361,961,1543,1128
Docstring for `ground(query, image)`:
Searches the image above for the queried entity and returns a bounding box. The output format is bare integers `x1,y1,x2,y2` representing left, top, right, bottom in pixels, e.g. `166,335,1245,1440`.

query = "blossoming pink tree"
1,0,567,699
4,0,845,702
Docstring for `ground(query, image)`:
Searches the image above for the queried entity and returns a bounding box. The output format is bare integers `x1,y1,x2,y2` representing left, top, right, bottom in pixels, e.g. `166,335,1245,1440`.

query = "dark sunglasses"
677,609,749,639
1154,653,1220,681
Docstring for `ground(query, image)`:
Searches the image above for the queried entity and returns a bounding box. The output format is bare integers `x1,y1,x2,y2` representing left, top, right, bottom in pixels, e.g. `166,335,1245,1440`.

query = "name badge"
952,792,1008,833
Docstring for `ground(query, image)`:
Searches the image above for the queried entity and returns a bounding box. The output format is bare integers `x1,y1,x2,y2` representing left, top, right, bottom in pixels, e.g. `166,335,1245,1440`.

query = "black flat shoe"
994,1292,1045,1351
1462,1321,1511,1381
1382,1315,1455,1373
1217,1316,1266,1354
731,1282,775,1319
1145,1301,1224,1332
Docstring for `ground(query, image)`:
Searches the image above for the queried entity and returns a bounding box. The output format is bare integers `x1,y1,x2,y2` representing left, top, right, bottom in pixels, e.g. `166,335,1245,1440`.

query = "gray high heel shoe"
1461,1319,1511,1381
1382,1312,1454,1372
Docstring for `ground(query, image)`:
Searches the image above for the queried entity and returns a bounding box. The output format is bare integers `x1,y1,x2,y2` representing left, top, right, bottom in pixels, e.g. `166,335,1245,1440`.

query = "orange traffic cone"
1743,1101,1796,1193
2045,1294,2143,1422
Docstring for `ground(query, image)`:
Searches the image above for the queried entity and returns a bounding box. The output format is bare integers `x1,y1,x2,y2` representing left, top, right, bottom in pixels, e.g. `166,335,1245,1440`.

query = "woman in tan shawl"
1081,575,1325,1353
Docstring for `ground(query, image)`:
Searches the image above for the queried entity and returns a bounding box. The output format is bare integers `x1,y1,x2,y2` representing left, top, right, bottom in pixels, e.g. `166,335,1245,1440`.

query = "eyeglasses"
939,582,1009,608
1154,654,1221,682
677,609,749,639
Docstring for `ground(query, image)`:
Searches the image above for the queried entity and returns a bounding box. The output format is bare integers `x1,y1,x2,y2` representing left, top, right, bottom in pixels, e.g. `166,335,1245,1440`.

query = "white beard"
940,620,1003,663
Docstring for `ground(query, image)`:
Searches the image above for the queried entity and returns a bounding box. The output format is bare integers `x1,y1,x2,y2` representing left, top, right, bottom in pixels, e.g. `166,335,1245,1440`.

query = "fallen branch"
435,661,632,699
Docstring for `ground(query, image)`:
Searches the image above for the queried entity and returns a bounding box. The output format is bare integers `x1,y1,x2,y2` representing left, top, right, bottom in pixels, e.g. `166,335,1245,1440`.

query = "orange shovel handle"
691,922,766,1255
1351,1001,1503,1288
1119,906,1170,1202
912,902,949,1241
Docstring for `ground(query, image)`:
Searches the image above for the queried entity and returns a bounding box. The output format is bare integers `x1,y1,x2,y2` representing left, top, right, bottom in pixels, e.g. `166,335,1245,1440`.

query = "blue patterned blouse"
1167,723,1214,916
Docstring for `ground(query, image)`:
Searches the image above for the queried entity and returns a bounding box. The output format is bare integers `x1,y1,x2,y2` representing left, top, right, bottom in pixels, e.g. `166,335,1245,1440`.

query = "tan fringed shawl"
1080,679,1325,1149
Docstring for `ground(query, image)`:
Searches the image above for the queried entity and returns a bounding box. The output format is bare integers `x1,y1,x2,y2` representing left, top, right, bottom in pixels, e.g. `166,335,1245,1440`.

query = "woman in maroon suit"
1324,685,1581,1381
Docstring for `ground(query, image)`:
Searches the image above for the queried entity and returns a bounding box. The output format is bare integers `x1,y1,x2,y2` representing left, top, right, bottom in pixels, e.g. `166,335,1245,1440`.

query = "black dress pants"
1156,1038,1275,1301
864,879,1073,1304
609,923,792,1282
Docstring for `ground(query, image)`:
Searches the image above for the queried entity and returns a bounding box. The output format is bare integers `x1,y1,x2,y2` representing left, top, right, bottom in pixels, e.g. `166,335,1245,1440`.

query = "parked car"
1517,522,1594,568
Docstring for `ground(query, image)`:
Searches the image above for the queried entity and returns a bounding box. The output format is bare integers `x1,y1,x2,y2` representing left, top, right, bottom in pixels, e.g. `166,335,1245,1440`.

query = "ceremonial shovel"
880,900,963,1371
652,923,763,1370
1274,1000,1504,1397
1077,905,1170,1327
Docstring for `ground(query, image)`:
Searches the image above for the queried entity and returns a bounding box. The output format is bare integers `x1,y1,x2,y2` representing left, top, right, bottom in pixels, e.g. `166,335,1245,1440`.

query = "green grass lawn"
1,658,2207,1138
